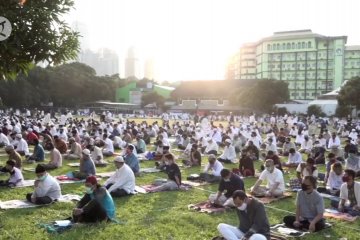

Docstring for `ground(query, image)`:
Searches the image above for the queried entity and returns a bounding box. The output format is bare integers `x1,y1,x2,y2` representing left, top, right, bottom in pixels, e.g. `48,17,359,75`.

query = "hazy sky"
67,0,360,81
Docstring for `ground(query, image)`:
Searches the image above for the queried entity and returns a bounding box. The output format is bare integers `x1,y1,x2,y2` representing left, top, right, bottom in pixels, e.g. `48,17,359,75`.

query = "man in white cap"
0,129,10,147
349,129,358,144
104,156,136,197
204,138,219,155
72,149,96,180
218,139,237,164
15,133,30,156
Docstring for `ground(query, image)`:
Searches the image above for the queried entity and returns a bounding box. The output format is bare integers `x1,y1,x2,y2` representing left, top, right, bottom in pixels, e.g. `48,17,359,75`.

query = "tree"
307,105,324,117
236,79,289,112
0,0,80,79
335,104,351,117
141,92,165,109
337,77,360,111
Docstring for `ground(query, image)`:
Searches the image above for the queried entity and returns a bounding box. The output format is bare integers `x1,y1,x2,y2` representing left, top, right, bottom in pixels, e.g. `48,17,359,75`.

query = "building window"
282,43,286,50
308,41,312,48
286,43,290,50
302,42,305,48
297,42,300,49
277,43,280,50
273,43,276,50
292,42,295,49
267,44,271,51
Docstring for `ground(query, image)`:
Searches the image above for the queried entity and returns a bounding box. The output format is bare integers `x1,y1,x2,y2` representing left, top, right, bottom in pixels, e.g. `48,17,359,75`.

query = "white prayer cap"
114,156,124,163
82,149,90,155
15,133,22,139
27,128,33,132
207,138,213,142
352,129,356,132
225,139,232,144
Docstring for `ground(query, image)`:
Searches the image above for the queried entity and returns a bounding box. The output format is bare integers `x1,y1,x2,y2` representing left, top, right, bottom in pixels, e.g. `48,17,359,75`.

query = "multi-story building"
227,30,360,100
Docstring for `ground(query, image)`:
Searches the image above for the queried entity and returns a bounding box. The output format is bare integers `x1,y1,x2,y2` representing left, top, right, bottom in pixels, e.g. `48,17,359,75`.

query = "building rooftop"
345,45,360,51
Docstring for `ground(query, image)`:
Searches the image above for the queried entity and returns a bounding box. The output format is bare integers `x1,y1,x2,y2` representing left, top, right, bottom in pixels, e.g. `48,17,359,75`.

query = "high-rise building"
78,48,119,76
125,46,140,78
144,58,155,80
227,30,360,100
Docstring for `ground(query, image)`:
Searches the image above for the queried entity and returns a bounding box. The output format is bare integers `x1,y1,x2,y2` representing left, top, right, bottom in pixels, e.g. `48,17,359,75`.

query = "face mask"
238,202,247,211
224,179,230,182
342,176,349,182
266,167,273,172
38,175,47,181
85,186,93,194
301,183,309,191
165,161,170,165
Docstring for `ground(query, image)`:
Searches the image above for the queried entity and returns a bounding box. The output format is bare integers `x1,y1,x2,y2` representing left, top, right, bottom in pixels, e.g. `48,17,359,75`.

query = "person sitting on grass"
64,137,82,160
26,138,45,163
0,160,24,187
183,144,201,167
318,162,343,196
200,154,223,183
72,149,96,180
204,138,219,155
124,144,140,175
331,169,360,216
88,143,108,167
149,153,181,193
40,142,62,170
216,190,270,240
283,148,302,168
250,159,285,198
296,157,318,182
218,139,236,164
208,169,244,207
104,156,135,197
5,144,22,169
73,176,115,223
311,140,326,164
102,133,114,157
135,134,146,154
281,137,295,156
238,150,255,177
53,135,67,154
26,164,61,205
14,133,30,157
283,176,326,232
345,149,360,176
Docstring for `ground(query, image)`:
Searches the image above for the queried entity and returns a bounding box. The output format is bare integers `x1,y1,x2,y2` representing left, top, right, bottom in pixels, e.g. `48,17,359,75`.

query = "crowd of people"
0,109,360,239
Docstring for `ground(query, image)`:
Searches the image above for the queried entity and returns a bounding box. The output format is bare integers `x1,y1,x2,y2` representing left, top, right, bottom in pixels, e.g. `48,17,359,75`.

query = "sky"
67,0,360,82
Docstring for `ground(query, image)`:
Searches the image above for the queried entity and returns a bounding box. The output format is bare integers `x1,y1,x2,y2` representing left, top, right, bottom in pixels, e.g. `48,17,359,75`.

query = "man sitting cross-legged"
73,176,115,223
0,160,24,187
200,154,223,183
149,153,181,193
208,169,244,207
104,156,136,197
216,190,270,240
26,164,61,205
250,159,285,197
283,176,326,232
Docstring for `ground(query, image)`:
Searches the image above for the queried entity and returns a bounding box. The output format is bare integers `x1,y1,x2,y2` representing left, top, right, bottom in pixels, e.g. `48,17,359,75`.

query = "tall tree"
236,79,289,112
337,77,360,111
0,0,80,79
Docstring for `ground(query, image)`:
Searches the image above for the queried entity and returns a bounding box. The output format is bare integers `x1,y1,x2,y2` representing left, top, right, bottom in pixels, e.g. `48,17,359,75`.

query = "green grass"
0,143,357,240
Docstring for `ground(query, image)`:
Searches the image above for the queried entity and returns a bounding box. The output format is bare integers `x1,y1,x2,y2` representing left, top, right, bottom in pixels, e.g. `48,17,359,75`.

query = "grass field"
0,120,357,240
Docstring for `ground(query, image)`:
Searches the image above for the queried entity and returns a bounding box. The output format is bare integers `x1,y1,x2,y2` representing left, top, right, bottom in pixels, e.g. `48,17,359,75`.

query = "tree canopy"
0,62,119,107
0,0,80,79
233,79,289,112
337,77,360,110
141,92,165,109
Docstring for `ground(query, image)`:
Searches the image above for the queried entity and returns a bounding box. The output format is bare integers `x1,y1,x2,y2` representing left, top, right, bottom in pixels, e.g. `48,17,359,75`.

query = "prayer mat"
96,171,116,178
188,201,228,214
67,163,80,167
181,180,209,187
15,179,35,188
249,192,292,204
324,208,358,222
139,167,161,173
136,183,193,193
56,175,85,184
23,168,35,172
319,193,340,201
0,194,81,209
270,223,332,238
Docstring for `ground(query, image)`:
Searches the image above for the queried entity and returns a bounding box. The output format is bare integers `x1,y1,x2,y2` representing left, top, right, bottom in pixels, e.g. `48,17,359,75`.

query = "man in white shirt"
0,129,10,147
15,134,30,156
41,143,62,170
204,138,219,155
90,144,107,166
246,132,262,149
299,135,313,154
251,159,285,197
218,139,237,163
26,164,61,205
0,160,24,187
102,134,114,157
283,148,303,168
200,154,224,183
328,132,341,156
105,156,135,197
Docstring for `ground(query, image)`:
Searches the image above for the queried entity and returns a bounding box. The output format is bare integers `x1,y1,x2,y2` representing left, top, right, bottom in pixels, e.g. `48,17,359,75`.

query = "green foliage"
0,62,118,107
337,77,360,109
0,0,80,79
236,79,289,113
335,104,352,118
141,91,165,109
275,107,288,116
307,105,325,117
